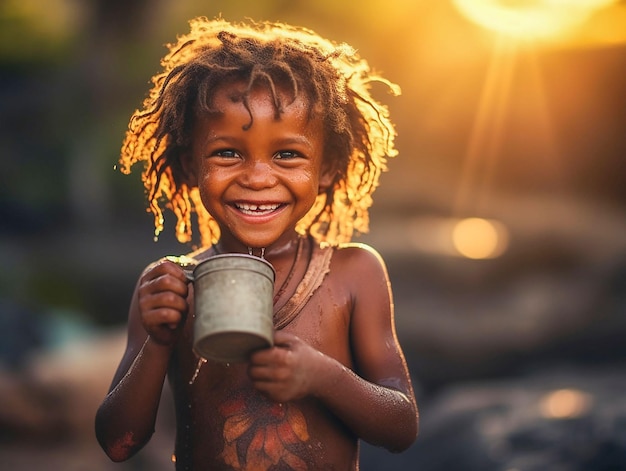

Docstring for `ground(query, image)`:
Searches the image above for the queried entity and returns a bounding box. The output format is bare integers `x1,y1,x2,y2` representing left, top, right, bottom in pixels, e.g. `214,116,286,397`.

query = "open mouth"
234,202,283,216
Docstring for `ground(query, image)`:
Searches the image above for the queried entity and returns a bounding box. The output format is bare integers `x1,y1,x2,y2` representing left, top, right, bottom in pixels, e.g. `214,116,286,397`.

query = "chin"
233,233,281,251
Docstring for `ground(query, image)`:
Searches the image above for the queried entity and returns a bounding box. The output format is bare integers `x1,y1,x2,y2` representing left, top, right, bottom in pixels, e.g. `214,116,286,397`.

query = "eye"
211,149,239,158
274,150,301,160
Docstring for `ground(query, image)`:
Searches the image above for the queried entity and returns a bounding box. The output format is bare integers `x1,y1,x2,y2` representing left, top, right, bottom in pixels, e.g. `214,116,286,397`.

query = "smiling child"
95,17,418,470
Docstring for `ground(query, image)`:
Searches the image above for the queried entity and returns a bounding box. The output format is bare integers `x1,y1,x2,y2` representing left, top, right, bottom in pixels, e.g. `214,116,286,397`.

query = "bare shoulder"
331,242,387,272
327,242,390,292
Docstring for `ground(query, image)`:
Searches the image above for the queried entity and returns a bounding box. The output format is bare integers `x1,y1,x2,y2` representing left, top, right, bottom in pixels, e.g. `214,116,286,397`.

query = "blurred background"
1,0,625,469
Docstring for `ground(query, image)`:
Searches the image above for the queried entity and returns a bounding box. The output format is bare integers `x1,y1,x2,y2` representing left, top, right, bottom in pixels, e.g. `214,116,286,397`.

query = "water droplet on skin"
247,247,267,258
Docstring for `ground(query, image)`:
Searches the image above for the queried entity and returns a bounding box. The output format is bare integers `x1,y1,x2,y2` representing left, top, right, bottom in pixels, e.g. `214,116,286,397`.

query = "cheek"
196,168,225,209
302,177,323,210
198,162,230,189
294,169,319,196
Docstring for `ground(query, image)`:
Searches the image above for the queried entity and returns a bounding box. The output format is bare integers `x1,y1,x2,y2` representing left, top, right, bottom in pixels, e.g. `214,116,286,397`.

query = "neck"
215,232,303,261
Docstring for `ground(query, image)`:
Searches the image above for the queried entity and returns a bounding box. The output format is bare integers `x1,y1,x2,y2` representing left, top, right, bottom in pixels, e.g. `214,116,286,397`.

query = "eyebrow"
273,135,315,148
202,134,315,149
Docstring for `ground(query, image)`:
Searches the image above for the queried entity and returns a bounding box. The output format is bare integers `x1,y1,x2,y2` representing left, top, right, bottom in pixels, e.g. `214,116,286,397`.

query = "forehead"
192,80,325,145
209,80,312,115
197,80,324,135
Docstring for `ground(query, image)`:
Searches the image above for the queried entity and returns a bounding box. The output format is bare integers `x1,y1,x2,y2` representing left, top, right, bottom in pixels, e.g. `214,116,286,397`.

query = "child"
95,17,418,470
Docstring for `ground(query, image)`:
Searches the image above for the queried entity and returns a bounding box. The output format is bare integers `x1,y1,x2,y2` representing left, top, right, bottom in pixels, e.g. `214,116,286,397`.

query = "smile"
235,202,283,216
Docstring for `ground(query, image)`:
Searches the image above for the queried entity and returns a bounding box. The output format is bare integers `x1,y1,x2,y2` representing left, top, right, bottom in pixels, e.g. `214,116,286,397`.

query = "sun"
453,0,618,40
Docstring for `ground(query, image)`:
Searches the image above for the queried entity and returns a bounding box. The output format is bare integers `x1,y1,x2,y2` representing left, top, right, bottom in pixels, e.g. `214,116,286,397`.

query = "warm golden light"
453,0,618,40
539,389,593,419
452,217,509,259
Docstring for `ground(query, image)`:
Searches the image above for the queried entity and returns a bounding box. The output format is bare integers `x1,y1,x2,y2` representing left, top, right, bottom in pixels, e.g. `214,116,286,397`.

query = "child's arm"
95,260,189,461
249,245,419,452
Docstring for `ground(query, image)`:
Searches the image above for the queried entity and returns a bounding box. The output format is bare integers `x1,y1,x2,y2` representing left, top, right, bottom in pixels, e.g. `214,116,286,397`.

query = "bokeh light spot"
539,388,593,419
452,217,509,259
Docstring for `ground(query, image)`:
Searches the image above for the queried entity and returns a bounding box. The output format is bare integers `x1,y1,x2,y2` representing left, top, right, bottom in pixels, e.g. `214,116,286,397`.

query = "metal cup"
190,253,275,363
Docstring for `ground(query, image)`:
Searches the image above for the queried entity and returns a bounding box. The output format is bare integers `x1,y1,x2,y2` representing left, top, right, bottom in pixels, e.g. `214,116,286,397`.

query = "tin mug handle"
164,255,197,281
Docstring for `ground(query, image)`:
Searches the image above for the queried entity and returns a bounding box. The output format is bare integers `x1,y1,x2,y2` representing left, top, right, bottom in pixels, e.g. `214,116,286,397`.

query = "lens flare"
453,0,618,40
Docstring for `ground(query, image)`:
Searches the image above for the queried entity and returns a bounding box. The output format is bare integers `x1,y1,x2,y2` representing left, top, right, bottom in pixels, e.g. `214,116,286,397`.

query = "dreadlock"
119,17,400,248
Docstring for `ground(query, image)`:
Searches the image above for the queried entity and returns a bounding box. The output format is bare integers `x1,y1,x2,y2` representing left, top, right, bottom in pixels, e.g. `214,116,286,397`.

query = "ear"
318,162,337,194
180,151,198,187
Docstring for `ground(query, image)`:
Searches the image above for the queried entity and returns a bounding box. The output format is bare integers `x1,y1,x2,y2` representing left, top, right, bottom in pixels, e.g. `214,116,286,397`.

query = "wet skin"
95,83,418,470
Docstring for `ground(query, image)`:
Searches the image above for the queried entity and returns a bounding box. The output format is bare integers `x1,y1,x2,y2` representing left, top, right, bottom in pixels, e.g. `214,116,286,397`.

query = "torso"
168,239,360,470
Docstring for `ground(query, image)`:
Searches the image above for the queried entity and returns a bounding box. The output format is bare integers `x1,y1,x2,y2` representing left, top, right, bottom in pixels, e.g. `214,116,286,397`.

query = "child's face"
186,82,333,249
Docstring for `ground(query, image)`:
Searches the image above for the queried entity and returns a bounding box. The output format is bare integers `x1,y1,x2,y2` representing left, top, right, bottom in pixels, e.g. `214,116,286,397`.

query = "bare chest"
169,283,355,469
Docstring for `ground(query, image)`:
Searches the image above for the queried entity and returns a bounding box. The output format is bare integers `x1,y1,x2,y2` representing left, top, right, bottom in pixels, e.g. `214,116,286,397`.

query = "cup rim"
193,252,276,279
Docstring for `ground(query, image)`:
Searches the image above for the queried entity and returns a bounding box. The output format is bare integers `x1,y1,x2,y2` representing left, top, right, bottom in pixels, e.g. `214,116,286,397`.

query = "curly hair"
119,17,399,248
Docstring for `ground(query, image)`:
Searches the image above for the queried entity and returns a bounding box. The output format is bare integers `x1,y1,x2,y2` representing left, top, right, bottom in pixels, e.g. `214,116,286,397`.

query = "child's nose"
239,160,278,189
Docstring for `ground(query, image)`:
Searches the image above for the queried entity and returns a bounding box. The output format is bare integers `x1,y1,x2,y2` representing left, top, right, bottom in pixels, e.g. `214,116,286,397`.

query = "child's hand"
137,260,190,345
247,331,322,403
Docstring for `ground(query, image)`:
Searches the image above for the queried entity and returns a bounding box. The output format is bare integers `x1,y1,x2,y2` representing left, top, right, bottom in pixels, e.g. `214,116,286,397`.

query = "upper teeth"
237,203,280,211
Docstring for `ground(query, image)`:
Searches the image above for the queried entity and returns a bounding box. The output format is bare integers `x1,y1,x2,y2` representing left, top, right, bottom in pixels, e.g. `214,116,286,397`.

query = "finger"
249,347,274,365
138,276,189,306
143,260,190,286
160,260,191,282
272,330,298,347
248,342,291,367
143,307,184,329
248,355,292,383
248,364,273,382
139,290,189,314
152,273,189,297
149,326,178,346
